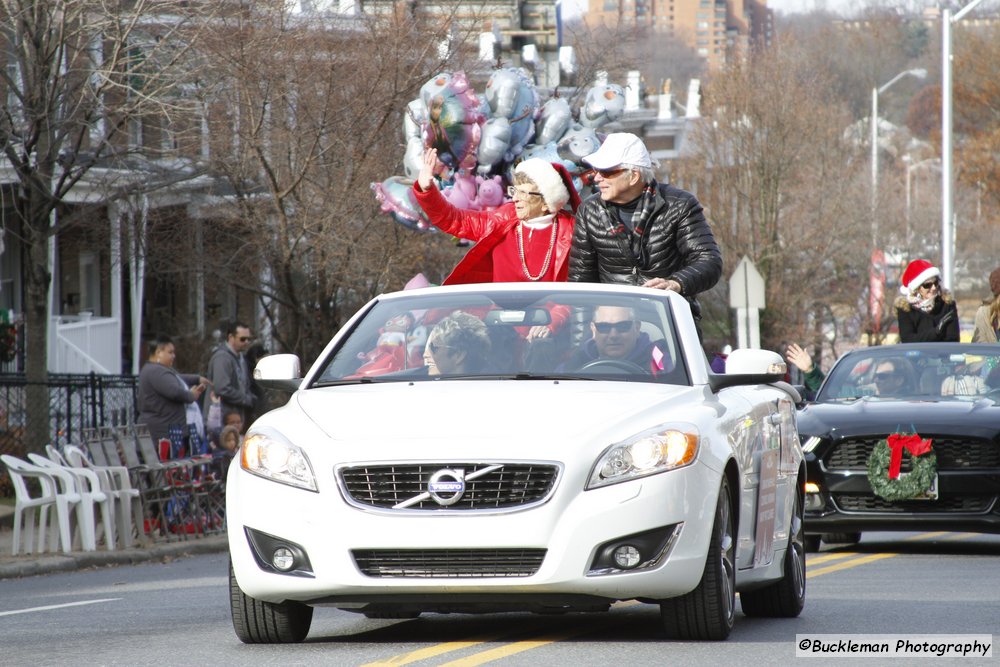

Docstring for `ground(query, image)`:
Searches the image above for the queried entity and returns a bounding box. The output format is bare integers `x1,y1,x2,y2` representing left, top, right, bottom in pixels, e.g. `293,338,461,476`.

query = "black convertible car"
798,343,1000,551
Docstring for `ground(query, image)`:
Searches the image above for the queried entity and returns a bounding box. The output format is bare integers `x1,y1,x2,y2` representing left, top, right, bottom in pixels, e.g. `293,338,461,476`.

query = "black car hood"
797,397,1000,440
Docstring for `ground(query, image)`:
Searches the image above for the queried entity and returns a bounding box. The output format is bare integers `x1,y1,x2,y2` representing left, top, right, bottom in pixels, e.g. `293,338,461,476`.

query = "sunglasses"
595,167,627,179
507,186,542,199
593,321,635,334
428,342,451,355
920,280,940,290
237,336,252,342
875,371,899,382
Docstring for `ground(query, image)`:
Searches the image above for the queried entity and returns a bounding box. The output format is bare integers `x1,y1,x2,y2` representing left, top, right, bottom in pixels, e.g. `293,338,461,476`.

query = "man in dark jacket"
205,320,255,431
569,133,722,329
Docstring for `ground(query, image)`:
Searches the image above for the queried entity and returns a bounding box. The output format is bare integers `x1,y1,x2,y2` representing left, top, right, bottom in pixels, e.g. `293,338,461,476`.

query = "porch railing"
49,314,121,374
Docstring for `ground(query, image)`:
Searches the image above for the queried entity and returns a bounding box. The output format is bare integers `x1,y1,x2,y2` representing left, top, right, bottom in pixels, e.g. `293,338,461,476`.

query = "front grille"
352,549,546,578
339,463,558,510
833,494,996,513
825,436,1000,471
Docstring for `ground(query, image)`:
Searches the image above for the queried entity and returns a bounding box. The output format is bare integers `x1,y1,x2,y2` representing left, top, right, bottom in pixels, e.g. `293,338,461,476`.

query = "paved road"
1,531,997,666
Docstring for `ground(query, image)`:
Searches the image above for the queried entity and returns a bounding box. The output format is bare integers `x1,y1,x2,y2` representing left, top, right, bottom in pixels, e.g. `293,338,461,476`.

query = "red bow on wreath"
886,433,933,480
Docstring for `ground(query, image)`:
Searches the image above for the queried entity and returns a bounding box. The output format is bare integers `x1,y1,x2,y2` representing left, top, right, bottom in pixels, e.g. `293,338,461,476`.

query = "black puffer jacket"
568,182,722,317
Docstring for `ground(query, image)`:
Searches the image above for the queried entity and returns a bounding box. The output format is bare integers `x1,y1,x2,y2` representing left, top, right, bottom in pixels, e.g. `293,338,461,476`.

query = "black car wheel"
740,488,806,618
230,560,313,644
660,476,736,640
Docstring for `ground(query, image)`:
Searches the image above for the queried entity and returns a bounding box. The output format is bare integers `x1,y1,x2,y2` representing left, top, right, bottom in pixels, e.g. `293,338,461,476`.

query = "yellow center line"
360,638,503,667
942,532,977,541
904,531,949,540
806,551,859,565
437,637,569,667
807,552,896,578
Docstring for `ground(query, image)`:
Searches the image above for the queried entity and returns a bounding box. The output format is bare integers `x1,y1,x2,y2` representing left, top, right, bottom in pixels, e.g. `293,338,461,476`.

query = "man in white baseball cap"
569,132,722,337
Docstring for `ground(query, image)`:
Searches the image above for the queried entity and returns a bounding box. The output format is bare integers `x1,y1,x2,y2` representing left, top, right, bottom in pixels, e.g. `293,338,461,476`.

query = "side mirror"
254,354,303,392
708,349,787,392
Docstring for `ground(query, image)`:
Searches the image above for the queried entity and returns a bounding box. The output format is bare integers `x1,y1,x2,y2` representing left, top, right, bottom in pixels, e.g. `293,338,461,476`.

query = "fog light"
272,547,295,571
804,482,824,511
612,545,641,569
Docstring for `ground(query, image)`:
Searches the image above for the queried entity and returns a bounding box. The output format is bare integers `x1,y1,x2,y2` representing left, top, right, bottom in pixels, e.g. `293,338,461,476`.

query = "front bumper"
227,461,722,608
804,455,1000,535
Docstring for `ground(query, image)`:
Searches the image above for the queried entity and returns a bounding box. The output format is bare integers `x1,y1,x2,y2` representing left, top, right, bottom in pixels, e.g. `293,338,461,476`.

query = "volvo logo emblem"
391,464,506,510
427,468,465,506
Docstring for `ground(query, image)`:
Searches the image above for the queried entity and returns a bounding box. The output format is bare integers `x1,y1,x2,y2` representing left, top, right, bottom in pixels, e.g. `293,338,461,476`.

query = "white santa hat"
513,159,580,213
899,259,941,296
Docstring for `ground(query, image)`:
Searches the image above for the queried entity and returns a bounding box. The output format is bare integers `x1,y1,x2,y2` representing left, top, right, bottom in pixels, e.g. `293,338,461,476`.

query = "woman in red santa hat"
894,259,960,343
413,148,580,341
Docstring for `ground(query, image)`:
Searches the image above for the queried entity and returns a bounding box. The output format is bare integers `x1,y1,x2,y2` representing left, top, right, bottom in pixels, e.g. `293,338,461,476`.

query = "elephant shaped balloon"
534,96,573,146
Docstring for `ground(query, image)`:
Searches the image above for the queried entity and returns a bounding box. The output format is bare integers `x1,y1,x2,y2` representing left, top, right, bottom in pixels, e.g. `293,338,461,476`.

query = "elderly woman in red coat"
413,148,580,340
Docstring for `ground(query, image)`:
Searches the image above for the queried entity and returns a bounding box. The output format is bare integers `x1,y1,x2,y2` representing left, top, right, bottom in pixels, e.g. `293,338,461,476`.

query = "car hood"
287,381,697,447
798,396,1000,439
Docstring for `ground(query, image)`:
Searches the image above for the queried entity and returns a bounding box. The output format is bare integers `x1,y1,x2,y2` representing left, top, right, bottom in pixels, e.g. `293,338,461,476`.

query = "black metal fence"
0,372,138,458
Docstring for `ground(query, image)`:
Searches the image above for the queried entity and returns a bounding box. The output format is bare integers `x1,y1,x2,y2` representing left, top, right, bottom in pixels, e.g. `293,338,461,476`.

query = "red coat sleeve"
412,182,503,242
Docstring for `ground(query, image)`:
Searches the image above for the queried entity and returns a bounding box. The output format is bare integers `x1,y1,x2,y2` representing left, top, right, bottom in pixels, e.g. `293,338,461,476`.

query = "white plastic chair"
28,452,114,552
1,454,79,554
60,444,142,548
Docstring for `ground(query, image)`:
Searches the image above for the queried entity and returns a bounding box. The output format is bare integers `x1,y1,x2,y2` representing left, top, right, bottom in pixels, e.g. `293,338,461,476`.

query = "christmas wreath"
866,432,936,502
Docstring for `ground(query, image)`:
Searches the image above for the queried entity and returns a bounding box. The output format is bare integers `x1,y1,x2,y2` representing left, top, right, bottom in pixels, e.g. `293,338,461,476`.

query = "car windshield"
311,289,690,386
815,345,1000,402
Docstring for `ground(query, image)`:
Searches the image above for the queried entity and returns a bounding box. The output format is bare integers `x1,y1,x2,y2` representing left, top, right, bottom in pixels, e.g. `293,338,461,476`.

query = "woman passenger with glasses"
412,148,579,296
894,259,960,343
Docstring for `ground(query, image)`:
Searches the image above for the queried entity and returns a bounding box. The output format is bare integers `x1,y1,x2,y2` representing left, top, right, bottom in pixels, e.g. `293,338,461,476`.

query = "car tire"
740,488,806,618
660,476,736,640
823,532,861,545
230,560,313,644
804,535,821,553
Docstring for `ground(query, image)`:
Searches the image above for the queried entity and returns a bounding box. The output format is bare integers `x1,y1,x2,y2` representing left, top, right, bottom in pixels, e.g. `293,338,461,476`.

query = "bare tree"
186,2,488,363
679,37,869,354
0,0,215,452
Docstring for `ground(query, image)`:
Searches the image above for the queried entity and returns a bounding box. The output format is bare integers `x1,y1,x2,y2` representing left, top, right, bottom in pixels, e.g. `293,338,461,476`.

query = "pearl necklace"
516,219,558,281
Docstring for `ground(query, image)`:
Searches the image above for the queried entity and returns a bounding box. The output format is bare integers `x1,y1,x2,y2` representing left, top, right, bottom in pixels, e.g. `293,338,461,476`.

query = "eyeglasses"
507,186,542,200
593,321,635,334
594,167,627,179
428,342,451,355
920,280,940,290
874,371,899,382
237,336,252,342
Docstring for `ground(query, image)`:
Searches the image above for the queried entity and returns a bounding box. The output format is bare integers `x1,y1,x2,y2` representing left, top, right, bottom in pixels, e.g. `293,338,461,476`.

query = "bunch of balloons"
372,68,626,232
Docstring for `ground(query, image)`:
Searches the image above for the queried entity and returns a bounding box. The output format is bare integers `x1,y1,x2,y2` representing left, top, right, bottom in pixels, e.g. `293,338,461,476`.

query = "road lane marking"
0,598,122,617
807,551,859,565
437,636,569,667
905,531,949,540
360,638,503,667
806,552,895,578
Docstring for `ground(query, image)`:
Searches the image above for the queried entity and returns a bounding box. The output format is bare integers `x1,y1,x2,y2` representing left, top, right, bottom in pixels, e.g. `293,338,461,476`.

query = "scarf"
608,182,659,264
906,292,936,313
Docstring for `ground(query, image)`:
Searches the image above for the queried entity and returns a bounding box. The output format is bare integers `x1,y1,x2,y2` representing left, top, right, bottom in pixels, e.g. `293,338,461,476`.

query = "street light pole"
870,68,927,252
942,0,986,291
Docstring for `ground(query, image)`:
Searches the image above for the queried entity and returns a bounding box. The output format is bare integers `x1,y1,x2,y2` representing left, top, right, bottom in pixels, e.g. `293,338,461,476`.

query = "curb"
0,535,228,580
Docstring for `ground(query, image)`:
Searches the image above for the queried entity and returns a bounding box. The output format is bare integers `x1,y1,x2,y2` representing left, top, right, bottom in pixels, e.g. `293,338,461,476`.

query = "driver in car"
563,305,667,374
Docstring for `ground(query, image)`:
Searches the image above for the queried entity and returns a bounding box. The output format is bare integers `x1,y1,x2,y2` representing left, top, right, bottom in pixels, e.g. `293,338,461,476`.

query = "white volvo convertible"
227,283,805,643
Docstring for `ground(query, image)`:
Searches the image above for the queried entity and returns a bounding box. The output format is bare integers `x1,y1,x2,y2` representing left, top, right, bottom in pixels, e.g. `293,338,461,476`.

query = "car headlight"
587,424,699,490
241,429,318,492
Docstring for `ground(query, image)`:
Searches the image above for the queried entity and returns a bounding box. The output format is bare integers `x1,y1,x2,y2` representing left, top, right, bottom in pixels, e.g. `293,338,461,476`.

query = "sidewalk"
0,503,228,579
